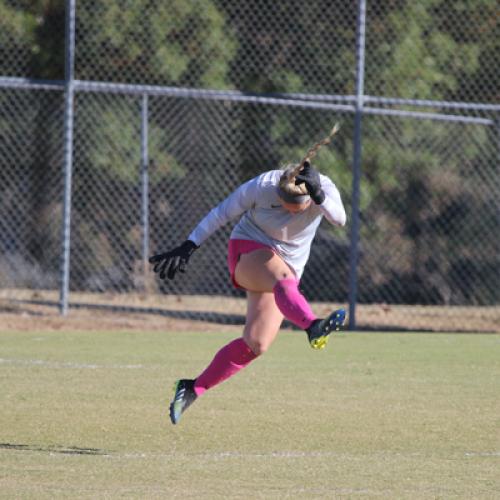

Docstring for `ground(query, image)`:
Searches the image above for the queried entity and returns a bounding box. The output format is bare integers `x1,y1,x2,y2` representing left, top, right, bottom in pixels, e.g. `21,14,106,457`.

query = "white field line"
0,358,144,370
101,450,351,460
464,451,500,457
102,450,426,460
1,447,358,460
97,450,500,460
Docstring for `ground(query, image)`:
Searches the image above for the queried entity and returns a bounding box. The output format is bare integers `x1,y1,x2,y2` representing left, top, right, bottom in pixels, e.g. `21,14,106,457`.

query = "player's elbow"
335,209,347,227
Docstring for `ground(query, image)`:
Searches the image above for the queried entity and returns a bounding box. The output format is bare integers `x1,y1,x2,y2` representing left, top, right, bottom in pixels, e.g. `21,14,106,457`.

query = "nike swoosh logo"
271,204,281,208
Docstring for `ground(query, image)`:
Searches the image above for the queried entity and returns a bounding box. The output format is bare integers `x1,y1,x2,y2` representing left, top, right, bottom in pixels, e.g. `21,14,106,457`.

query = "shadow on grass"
0,442,110,456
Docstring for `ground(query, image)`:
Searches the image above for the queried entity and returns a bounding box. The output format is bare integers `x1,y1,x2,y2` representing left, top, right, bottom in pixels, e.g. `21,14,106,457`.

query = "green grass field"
1,327,499,499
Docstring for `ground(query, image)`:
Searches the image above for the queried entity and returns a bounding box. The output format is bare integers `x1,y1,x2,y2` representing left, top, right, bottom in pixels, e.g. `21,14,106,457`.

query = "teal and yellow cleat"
169,379,197,425
306,308,346,350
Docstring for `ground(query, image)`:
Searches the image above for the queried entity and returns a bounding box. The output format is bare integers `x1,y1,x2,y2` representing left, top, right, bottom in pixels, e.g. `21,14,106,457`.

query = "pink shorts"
227,239,274,289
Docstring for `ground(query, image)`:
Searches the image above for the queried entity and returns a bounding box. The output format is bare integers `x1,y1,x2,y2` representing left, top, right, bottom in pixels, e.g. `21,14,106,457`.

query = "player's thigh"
235,248,295,292
243,291,284,355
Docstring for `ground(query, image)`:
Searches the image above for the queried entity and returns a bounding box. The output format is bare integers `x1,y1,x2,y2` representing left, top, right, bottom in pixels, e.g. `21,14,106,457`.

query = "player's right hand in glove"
295,161,325,205
149,240,199,280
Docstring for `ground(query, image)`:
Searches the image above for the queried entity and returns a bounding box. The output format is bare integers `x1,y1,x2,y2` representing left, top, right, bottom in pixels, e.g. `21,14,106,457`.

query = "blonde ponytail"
278,123,340,201
298,122,340,171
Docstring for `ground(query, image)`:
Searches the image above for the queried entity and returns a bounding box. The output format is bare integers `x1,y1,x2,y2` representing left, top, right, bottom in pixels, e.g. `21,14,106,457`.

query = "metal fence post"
141,94,150,287
496,116,500,303
59,0,76,315
348,0,367,330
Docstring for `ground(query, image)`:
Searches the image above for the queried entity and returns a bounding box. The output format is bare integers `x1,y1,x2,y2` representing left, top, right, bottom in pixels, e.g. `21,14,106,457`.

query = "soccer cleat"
306,308,346,350
169,379,197,425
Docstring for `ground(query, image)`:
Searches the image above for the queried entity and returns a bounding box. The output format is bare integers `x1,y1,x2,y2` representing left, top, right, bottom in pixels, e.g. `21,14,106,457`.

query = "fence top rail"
281,91,500,112
74,80,500,113
72,79,356,112
258,92,500,113
0,76,64,91
364,107,495,126
1,76,498,123
364,95,500,113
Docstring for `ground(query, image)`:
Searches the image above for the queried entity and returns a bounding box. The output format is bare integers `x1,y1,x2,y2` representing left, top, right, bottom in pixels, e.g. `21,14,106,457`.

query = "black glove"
295,161,325,204
149,240,199,280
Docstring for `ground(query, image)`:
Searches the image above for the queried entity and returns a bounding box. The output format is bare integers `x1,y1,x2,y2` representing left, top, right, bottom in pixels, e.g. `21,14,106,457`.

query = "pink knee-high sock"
273,278,316,329
193,337,257,396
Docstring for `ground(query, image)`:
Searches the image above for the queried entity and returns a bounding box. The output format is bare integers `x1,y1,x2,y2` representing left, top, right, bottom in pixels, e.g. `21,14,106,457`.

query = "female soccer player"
150,127,347,424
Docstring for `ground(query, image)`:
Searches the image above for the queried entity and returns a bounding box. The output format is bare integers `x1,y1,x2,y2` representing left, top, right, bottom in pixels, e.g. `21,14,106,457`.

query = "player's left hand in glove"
295,161,325,204
149,240,199,280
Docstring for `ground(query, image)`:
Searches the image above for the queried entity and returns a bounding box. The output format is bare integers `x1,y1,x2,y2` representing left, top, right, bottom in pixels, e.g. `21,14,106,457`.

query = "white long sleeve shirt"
188,170,346,277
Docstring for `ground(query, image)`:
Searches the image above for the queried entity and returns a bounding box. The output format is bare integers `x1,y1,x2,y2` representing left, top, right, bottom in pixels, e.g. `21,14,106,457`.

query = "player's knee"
272,270,294,284
244,336,270,356
267,255,295,283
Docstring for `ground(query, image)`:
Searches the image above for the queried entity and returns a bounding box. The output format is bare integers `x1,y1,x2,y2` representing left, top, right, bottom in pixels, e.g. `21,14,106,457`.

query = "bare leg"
234,248,295,292
235,249,316,329
193,290,283,398
243,290,284,355
170,249,343,423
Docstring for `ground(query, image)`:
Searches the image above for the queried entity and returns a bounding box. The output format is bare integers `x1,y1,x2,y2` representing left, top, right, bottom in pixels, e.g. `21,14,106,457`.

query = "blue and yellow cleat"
306,308,346,350
169,379,197,425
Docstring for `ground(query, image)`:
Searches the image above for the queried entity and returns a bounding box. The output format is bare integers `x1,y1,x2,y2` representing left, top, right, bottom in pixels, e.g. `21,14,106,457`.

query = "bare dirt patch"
1,289,499,333
0,295,241,334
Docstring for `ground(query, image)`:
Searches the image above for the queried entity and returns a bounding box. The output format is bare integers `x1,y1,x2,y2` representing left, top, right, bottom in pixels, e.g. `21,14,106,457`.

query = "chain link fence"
1,0,499,332
0,87,64,290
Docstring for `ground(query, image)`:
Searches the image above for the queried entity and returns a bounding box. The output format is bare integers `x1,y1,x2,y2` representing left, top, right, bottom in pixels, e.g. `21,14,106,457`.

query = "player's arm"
149,175,260,280
317,176,346,227
295,162,346,226
186,176,259,246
